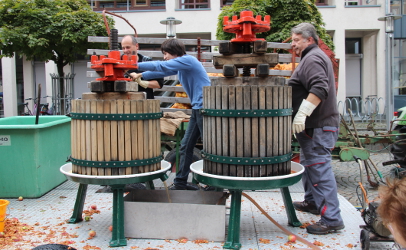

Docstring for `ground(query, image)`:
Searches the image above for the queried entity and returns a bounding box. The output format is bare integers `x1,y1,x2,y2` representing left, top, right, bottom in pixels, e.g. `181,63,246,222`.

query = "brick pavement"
332,149,395,206
331,121,398,206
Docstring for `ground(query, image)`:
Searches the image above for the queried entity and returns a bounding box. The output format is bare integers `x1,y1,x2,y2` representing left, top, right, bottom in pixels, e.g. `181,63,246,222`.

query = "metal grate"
50,73,75,115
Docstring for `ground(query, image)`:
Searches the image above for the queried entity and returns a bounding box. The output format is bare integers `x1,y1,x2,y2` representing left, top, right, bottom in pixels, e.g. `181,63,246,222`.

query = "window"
394,39,406,95
315,0,327,6
88,0,165,11
135,0,147,6
99,0,115,8
117,0,128,8
220,0,234,7
89,0,96,8
345,0,359,6
151,0,165,6
179,0,210,9
403,0,406,15
391,0,401,15
345,38,362,54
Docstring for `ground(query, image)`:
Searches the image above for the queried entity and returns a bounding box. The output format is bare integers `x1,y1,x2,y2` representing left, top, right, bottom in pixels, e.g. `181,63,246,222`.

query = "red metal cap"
223,10,271,43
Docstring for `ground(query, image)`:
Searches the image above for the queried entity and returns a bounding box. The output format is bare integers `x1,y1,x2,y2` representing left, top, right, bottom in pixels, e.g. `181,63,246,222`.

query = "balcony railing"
315,0,378,6
178,0,210,9
344,0,378,6
88,0,165,11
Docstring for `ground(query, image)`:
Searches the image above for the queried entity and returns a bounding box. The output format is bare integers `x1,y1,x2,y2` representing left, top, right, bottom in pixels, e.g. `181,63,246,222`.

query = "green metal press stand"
191,161,304,250
223,190,242,250
60,162,171,247
67,183,143,247
223,188,301,250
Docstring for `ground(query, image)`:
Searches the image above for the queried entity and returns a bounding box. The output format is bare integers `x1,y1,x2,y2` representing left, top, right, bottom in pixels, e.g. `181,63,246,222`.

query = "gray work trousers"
296,126,344,227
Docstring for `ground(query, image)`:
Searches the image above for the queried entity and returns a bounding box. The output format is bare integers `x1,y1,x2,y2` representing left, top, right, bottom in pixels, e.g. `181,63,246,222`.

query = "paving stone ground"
333,150,395,207
332,119,399,207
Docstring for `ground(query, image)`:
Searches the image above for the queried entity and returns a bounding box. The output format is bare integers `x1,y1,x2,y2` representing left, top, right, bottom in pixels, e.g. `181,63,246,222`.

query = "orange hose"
358,182,369,205
242,192,321,250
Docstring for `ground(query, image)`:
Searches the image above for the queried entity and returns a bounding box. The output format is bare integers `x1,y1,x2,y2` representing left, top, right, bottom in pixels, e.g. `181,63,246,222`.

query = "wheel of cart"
360,229,370,250
359,225,394,250
354,156,394,250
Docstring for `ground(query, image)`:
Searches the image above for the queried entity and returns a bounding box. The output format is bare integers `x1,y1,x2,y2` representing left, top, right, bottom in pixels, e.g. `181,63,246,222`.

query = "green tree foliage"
216,0,334,51
0,0,114,77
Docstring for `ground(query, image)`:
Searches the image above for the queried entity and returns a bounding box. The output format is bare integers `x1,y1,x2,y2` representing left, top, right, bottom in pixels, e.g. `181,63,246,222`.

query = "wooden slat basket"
202,77,292,177
70,98,162,175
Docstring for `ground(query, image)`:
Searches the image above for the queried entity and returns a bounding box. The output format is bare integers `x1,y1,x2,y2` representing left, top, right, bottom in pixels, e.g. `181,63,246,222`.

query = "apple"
109,225,113,232
0,232,5,238
90,205,97,210
88,230,96,238
84,216,91,221
288,234,296,242
18,196,23,201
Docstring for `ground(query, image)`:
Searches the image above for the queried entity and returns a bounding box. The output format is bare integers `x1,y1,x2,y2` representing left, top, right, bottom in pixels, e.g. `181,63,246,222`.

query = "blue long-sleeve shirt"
138,54,211,109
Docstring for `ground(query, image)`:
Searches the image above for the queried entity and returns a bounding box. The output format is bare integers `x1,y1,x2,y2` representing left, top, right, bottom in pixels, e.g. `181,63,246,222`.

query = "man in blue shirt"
130,39,211,190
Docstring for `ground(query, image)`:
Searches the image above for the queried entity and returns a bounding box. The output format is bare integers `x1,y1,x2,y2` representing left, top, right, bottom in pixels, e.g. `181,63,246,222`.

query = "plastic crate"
0,116,71,198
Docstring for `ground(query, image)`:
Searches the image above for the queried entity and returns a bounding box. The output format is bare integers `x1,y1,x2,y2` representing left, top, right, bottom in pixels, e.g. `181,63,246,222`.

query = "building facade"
0,0,401,124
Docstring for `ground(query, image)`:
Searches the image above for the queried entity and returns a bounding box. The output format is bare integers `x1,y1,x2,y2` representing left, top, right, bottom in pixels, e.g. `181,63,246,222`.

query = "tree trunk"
57,65,66,115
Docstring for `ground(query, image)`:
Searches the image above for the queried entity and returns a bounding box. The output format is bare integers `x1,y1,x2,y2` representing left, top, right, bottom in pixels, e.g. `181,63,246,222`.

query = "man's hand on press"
292,99,317,134
129,73,149,88
129,72,142,81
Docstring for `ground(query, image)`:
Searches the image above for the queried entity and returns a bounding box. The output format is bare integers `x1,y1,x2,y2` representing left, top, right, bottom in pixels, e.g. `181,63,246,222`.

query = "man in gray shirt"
288,22,344,235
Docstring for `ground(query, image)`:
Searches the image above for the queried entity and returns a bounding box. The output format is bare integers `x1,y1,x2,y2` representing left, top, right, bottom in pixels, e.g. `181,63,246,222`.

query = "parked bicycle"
40,97,54,115
20,98,37,116
20,96,53,116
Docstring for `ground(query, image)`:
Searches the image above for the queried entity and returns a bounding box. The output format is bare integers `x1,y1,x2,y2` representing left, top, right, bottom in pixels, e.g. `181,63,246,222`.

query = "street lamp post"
160,17,182,38
378,13,401,129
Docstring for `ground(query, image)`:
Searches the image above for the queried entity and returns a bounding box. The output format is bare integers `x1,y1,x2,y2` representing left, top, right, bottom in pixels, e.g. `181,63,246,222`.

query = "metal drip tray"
60,161,171,185
124,189,227,241
190,160,304,190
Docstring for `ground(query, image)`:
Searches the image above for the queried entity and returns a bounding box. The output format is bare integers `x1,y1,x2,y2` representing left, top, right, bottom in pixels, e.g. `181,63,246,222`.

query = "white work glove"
136,77,149,88
292,99,317,134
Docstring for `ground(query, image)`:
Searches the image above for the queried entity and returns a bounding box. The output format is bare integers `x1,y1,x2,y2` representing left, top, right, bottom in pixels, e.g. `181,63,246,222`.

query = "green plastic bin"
0,116,71,198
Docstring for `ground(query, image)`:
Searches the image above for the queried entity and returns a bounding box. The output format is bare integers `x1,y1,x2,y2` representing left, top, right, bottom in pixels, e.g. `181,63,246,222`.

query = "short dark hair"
291,23,319,45
161,39,186,57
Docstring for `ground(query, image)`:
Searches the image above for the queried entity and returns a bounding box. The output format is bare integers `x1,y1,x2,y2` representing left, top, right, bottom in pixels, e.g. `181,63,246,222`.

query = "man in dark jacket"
121,35,163,99
288,23,344,235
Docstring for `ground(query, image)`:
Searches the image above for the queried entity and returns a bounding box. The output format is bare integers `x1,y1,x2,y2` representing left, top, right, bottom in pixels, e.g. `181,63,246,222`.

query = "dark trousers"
296,126,344,227
173,109,203,188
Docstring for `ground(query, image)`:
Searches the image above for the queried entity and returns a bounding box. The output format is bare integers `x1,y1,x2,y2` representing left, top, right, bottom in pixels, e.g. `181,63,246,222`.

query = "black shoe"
124,183,146,192
292,200,320,215
168,184,186,190
306,220,345,235
168,183,199,190
202,185,216,191
185,183,199,190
